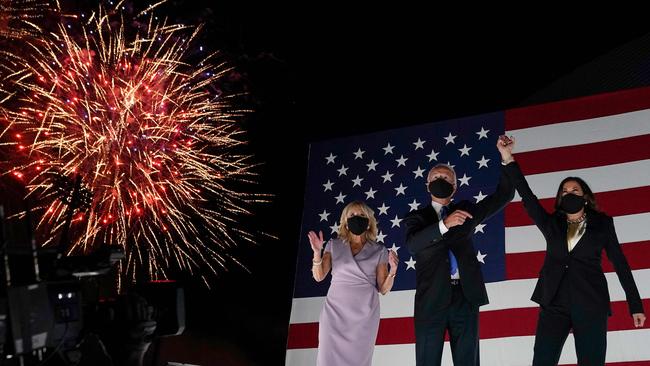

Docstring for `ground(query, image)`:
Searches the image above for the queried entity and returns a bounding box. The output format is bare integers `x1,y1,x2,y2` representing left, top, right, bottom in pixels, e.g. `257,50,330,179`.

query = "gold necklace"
567,212,587,224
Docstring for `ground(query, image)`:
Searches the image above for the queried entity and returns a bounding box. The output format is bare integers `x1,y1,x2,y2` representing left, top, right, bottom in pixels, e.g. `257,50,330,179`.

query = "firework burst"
0,1,262,285
0,0,56,40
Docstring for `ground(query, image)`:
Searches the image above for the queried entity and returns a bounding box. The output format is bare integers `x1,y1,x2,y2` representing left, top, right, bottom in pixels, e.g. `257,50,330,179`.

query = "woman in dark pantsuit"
500,136,645,366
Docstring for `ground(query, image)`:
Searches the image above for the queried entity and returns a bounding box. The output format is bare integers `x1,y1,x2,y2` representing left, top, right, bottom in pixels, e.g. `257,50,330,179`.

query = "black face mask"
560,193,586,214
428,179,454,199
347,216,369,236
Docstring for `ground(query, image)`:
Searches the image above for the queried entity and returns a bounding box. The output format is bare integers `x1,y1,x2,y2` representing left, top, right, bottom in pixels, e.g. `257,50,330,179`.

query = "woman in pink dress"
308,200,399,366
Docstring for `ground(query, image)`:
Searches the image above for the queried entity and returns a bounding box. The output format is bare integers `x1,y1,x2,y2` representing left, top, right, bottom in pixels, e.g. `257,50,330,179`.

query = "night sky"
5,2,650,365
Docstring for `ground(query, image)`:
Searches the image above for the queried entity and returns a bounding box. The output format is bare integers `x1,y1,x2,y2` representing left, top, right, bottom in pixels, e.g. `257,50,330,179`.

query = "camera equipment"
0,172,185,366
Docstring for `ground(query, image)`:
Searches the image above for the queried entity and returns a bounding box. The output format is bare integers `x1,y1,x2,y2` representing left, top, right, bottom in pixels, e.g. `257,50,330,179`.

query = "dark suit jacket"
505,162,644,316
405,164,515,321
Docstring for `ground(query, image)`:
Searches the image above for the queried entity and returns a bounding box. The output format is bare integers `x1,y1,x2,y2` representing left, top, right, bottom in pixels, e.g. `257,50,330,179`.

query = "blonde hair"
337,201,378,242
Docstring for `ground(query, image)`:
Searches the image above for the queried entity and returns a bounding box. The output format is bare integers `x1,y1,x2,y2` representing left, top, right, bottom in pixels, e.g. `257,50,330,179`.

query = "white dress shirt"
432,200,449,235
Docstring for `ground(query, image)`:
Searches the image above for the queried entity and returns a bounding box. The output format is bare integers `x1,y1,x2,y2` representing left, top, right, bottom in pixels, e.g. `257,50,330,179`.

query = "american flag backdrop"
286,87,650,366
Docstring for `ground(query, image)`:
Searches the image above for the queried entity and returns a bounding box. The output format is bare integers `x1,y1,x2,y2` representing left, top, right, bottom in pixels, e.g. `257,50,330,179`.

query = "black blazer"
505,162,644,316
405,164,515,320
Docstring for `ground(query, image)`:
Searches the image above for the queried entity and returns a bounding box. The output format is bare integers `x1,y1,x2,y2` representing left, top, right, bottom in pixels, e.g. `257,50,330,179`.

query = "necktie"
440,206,459,277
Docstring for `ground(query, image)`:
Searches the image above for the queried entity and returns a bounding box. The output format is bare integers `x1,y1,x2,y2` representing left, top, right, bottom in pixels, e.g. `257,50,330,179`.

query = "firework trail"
0,0,263,285
0,0,56,40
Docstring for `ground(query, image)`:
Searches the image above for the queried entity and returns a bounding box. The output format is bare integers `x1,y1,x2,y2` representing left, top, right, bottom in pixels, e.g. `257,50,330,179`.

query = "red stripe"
376,317,416,344
480,299,650,340
505,241,650,280
505,251,546,280
287,299,650,349
505,86,650,130
514,134,650,176
506,197,556,227
287,322,319,349
601,241,650,272
505,186,650,227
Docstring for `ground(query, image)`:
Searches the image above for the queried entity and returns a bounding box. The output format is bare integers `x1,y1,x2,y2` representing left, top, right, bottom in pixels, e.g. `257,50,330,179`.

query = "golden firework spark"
0,1,263,285
0,0,55,40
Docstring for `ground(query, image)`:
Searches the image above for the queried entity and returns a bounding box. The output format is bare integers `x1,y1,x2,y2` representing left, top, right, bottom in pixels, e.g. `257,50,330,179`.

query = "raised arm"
469,137,516,224
471,163,515,224
376,249,399,295
308,231,332,282
500,136,552,231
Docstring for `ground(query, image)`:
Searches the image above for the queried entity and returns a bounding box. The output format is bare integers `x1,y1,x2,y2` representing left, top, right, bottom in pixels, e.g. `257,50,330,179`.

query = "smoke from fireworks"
0,1,262,285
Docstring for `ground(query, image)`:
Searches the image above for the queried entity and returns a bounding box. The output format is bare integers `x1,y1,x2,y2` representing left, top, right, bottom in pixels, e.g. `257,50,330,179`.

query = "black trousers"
415,284,480,366
532,277,608,366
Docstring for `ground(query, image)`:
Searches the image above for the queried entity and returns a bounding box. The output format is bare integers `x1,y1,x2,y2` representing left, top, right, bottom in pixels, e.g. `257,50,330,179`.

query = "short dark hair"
554,176,599,212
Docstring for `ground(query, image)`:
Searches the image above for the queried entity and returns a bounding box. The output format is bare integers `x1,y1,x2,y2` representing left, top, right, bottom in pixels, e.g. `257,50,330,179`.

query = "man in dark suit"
404,137,515,366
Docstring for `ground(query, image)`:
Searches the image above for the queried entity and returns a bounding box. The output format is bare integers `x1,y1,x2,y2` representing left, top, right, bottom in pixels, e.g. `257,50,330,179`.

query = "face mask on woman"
560,193,586,214
347,216,369,235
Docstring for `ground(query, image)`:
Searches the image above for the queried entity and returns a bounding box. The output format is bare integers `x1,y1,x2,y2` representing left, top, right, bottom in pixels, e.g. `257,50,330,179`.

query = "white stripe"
483,268,650,312
285,329,650,366
511,159,650,202
285,348,317,366
505,212,650,254
289,290,418,324
289,269,650,323
289,296,325,324
505,108,650,153
380,286,414,318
